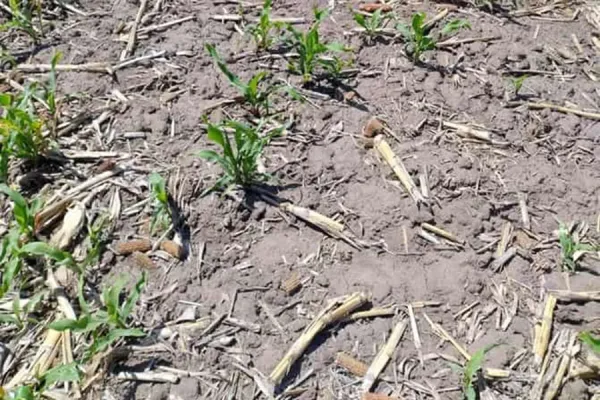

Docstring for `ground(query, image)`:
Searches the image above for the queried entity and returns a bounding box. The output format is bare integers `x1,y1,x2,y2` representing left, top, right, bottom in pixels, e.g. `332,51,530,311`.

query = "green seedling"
461,345,495,400
0,0,42,44
50,273,147,362
0,89,53,182
2,363,81,400
206,43,274,116
509,75,527,97
285,8,350,84
246,0,282,51
198,120,280,192
40,52,62,135
0,183,41,238
148,173,171,235
558,223,595,272
353,9,393,43
0,290,45,330
396,13,470,62
579,331,600,354
83,214,110,267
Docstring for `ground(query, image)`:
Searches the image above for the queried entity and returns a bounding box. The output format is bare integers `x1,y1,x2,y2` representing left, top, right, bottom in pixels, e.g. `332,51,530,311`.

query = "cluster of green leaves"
0,52,61,183
4,363,81,400
50,273,147,362
0,0,43,44
148,173,171,235
460,345,495,400
396,12,471,62
353,9,393,43
246,0,282,51
206,44,275,117
558,223,596,272
0,185,76,329
285,8,350,84
198,121,280,192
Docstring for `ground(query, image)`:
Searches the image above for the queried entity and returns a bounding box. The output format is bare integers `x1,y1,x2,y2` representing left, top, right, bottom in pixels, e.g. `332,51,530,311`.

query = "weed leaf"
42,363,81,387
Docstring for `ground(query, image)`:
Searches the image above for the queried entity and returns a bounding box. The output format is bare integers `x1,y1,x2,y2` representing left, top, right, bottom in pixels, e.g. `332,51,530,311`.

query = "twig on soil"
362,319,408,393
407,304,424,367
518,193,531,230
436,35,501,48
511,101,600,120
16,62,111,74
210,14,305,23
269,292,369,387
116,370,179,383
122,0,148,60
421,223,464,245
137,15,195,34
547,290,600,302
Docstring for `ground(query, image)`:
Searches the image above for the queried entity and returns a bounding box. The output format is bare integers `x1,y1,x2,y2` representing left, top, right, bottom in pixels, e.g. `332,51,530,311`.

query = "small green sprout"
50,273,147,362
462,345,495,400
353,9,393,43
148,173,171,235
285,8,351,84
509,75,527,97
0,0,42,44
246,0,282,51
558,223,595,272
198,120,280,192
206,43,275,116
396,13,470,62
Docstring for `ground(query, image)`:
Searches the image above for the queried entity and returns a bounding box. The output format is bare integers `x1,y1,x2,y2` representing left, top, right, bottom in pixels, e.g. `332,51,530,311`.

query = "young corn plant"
148,173,171,235
246,0,282,51
198,121,279,192
0,89,52,182
396,13,470,62
206,43,274,116
0,183,41,238
2,363,81,400
353,9,393,44
285,8,350,84
0,0,43,44
508,75,527,98
558,223,595,272
50,273,147,362
461,346,494,400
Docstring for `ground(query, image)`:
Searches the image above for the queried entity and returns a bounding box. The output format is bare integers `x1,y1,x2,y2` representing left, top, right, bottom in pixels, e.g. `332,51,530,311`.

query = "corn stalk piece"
534,295,556,366
279,202,363,249
269,292,369,386
362,319,408,393
374,136,426,205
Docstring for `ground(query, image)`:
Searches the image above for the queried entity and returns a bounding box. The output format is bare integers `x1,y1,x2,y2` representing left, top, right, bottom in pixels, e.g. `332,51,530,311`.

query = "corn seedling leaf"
42,362,81,387
579,331,600,354
441,19,471,36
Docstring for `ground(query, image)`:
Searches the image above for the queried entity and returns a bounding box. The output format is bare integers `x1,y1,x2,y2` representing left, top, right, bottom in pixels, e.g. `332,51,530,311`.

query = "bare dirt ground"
1,0,600,399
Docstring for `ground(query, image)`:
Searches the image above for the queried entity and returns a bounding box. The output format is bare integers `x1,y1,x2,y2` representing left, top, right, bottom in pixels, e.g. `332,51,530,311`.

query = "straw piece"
421,223,464,244
407,304,424,366
362,319,408,393
336,352,368,377
374,136,426,204
496,222,513,258
346,307,396,321
543,332,577,400
548,290,600,302
526,101,600,120
423,313,470,361
534,295,556,366
269,292,369,385
49,202,86,250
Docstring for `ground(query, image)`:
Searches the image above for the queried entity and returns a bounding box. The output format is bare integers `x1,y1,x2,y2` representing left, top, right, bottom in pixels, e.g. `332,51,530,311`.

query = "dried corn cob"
161,240,183,260
132,251,156,270
115,239,152,255
336,352,368,377
281,274,302,295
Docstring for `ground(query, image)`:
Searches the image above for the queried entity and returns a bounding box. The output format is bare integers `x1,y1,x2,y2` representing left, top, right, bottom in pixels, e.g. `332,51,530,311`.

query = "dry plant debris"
0,0,598,399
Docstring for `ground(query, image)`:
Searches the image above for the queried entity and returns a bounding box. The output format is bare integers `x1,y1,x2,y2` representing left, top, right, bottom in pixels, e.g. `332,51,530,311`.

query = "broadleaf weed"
353,9,393,43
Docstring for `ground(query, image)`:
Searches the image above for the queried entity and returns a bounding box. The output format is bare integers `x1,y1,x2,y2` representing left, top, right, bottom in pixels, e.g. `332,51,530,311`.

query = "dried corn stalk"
534,295,556,366
374,136,426,204
269,292,369,386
